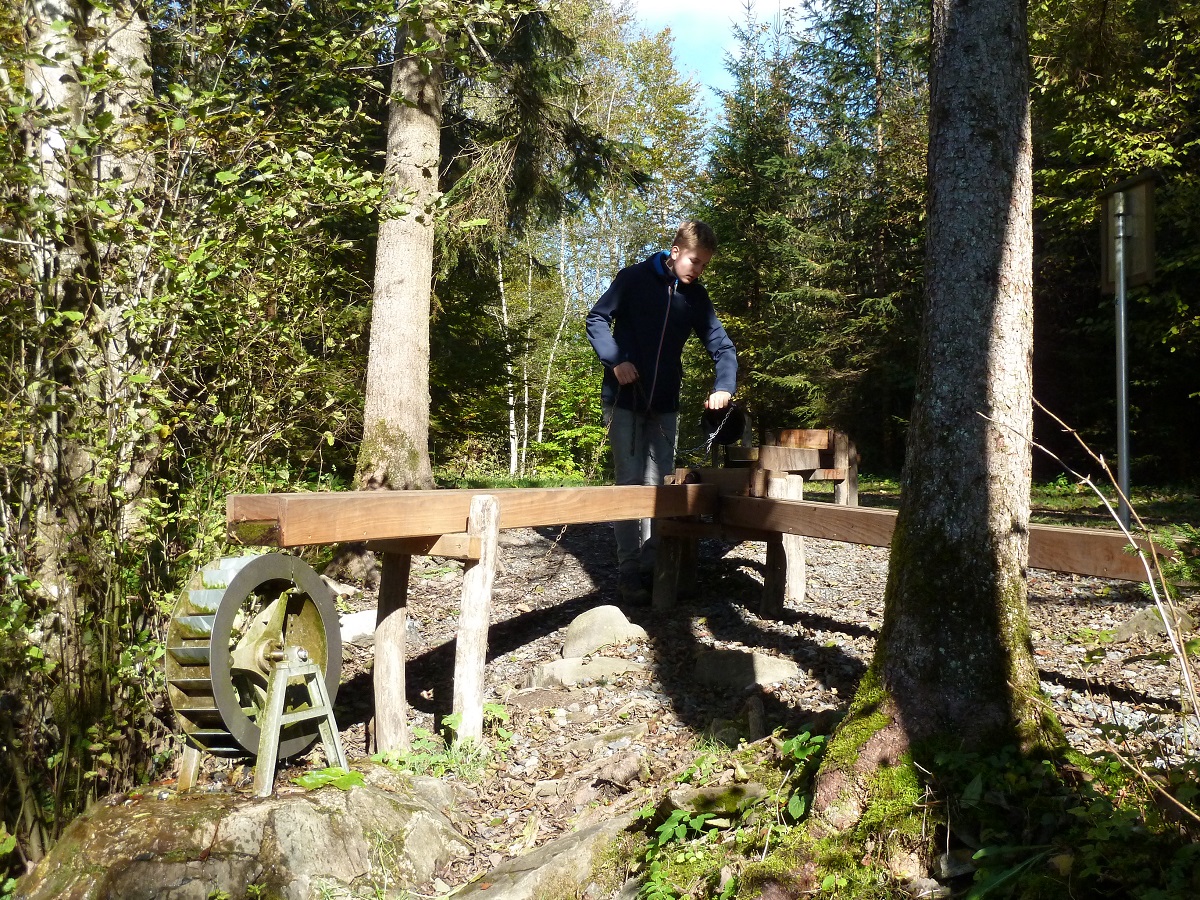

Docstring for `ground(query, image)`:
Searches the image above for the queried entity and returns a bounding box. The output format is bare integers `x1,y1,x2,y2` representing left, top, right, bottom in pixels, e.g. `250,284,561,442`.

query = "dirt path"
310,521,1197,892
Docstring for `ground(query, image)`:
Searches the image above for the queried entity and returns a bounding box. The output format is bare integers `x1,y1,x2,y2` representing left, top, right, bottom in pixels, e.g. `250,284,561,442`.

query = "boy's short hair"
672,220,717,254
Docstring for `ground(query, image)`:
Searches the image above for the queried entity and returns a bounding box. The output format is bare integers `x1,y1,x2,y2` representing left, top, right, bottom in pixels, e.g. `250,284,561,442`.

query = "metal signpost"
1099,174,1155,530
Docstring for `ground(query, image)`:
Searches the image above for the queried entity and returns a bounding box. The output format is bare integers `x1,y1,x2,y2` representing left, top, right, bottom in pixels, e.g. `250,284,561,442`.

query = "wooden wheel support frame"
226,482,1163,754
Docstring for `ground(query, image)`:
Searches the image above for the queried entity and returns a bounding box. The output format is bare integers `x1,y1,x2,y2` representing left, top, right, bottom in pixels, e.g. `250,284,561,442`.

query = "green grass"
841,473,1200,530
433,472,592,489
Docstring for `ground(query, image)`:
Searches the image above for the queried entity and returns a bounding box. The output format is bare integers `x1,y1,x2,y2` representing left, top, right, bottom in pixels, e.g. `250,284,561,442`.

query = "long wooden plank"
670,467,752,496
719,496,1157,582
1025,522,1155,582
722,496,897,547
764,428,834,450
756,445,822,472
366,534,481,560
227,484,716,547
659,519,780,543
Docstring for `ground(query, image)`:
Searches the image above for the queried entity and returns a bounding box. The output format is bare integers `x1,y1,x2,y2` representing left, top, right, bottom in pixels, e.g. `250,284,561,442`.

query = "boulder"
1114,605,1196,642
693,649,799,690
562,606,647,659
453,811,637,900
16,764,470,900
658,783,769,821
528,657,646,689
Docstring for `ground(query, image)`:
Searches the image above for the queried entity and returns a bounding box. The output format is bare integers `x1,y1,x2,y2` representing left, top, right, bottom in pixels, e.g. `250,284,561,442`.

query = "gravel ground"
313,520,1198,892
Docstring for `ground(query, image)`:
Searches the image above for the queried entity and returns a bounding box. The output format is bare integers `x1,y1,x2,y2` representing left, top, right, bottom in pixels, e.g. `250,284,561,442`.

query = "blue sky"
627,1,803,117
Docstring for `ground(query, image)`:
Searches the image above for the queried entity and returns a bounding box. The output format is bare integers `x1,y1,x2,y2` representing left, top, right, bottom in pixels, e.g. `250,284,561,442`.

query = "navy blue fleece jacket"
586,251,737,413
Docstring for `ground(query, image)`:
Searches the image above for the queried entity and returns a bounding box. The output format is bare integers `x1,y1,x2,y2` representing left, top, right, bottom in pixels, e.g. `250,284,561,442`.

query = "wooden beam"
374,552,411,753
1025,522,1156,583
670,467,751,496
227,484,716,547
763,428,834,450
659,518,780,544
807,468,848,482
720,496,1158,582
722,496,897,547
366,534,480,560
756,445,822,472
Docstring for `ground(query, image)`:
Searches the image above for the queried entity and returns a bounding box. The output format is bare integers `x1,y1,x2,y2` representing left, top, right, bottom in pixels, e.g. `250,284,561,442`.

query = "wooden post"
760,472,784,618
678,535,699,598
833,432,859,506
762,533,786,618
652,534,685,612
780,475,806,606
452,494,501,745
374,551,412,752
761,474,805,618
177,745,202,791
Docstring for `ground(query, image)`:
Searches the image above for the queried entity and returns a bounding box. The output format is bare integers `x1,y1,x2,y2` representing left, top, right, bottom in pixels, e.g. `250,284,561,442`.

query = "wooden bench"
726,428,859,506
226,484,1159,754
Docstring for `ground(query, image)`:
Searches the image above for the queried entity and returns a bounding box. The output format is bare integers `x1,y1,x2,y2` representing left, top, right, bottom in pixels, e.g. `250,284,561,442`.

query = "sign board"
1099,174,1155,292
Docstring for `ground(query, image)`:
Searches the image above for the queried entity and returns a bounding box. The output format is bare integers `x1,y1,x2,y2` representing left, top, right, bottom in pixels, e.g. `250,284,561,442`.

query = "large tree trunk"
11,0,157,863
356,24,442,490
813,0,1056,837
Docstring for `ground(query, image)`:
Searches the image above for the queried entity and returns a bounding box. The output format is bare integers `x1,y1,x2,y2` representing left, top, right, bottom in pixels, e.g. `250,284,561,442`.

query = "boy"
586,221,738,605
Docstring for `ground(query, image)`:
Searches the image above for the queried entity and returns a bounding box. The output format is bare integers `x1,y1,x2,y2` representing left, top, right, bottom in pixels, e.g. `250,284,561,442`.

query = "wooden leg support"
678,536,699,599
652,533,685,612
178,744,202,791
374,551,412,753
452,494,501,745
761,474,806,618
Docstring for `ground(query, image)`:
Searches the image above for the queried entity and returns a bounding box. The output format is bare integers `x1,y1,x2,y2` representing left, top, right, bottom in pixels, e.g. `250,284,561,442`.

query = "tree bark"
813,0,1056,837
356,23,442,490
11,0,158,858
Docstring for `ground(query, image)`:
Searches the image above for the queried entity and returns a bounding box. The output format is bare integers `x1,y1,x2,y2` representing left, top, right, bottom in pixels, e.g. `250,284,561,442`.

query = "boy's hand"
612,362,639,385
705,391,731,410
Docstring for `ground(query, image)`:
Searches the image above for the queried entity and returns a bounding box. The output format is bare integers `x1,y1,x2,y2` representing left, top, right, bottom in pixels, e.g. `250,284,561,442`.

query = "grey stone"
340,608,420,647
322,576,361,598
693,649,800,689
528,657,647,689
935,849,977,879
16,764,470,900
1114,605,1196,642
563,606,647,659
658,783,769,819
904,876,951,898
453,811,637,900
339,608,378,646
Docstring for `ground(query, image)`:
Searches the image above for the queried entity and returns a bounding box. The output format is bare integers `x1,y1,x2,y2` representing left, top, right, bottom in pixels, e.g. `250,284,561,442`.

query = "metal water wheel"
165,553,342,759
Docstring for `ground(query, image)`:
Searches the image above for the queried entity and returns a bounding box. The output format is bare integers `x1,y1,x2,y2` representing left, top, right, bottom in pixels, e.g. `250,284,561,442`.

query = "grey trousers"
605,404,679,574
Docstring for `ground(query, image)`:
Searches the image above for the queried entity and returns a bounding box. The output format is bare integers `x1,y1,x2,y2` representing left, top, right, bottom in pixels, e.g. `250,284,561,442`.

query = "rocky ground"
271,515,1200,895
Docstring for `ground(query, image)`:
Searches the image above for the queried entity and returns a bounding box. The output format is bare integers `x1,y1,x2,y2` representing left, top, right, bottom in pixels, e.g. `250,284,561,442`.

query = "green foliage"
1030,0,1200,480
780,731,827,822
697,0,927,469
634,807,722,900
0,0,393,881
371,726,490,783
291,767,365,792
935,746,1200,898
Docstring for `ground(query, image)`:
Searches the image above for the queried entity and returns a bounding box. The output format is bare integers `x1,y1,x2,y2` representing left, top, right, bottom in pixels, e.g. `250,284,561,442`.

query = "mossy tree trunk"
356,21,442,491
814,0,1060,837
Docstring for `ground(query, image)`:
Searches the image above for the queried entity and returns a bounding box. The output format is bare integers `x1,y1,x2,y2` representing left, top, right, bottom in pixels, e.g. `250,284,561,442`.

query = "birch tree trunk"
23,0,155,622
814,0,1055,834
535,218,571,444
499,249,519,475
357,24,442,490
12,0,157,858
